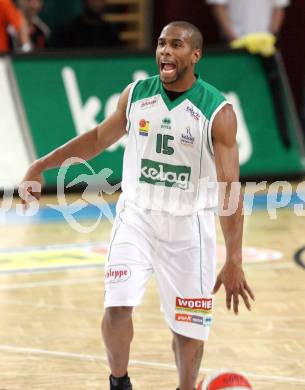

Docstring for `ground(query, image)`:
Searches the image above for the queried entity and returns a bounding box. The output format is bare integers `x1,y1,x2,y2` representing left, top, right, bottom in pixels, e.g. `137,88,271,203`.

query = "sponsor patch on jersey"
105,265,131,283
139,119,150,136
175,297,213,314
180,126,195,146
186,105,200,121
175,313,212,327
161,117,172,130
140,97,158,110
139,159,191,190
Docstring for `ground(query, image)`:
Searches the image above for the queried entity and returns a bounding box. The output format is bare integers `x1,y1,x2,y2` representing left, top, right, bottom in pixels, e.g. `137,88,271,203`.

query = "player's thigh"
155,211,216,340
104,208,154,307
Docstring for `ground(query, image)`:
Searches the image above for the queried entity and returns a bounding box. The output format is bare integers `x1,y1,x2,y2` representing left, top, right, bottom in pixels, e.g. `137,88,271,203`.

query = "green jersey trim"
130,75,226,120
131,75,160,103
187,78,226,119
159,76,201,111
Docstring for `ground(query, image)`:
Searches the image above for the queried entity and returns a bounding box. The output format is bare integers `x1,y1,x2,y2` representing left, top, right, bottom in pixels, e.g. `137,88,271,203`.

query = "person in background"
53,0,121,49
206,0,292,148
206,0,290,43
18,0,50,49
0,0,31,53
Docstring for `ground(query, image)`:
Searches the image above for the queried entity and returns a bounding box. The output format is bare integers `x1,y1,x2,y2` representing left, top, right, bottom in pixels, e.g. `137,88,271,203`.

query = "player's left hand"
212,262,255,315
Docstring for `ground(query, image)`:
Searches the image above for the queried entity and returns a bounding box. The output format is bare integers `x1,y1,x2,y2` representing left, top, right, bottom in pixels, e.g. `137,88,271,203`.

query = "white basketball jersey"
120,75,227,216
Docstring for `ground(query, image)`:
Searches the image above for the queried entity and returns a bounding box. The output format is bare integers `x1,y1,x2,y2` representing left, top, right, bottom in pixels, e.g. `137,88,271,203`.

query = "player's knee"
103,306,133,327
173,331,204,348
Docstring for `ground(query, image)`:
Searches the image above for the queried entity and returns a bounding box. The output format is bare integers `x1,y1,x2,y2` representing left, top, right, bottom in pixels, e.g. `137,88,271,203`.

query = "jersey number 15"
156,134,174,155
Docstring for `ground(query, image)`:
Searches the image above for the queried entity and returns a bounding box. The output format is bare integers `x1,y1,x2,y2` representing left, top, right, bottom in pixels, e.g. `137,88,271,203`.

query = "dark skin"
19,24,254,390
156,25,201,91
212,104,255,314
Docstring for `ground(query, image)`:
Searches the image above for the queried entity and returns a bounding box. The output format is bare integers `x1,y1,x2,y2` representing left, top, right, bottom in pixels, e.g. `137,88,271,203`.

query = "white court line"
244,262,294,270
2,297,305,320
0,260,295,279
0,277,102,290
0,299,102,313
0,345,304,385
2,299,305,336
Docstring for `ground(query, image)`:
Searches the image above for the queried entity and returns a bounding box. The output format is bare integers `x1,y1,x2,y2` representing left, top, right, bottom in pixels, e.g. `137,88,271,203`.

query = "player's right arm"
19,84,131,205
211,104,254,314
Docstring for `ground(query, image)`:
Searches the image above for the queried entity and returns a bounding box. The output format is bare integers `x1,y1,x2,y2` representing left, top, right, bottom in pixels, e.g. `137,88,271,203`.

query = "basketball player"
19,21,254,390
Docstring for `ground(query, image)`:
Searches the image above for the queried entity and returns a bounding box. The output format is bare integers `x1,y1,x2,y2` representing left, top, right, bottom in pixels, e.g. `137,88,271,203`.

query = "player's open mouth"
160,62,177,76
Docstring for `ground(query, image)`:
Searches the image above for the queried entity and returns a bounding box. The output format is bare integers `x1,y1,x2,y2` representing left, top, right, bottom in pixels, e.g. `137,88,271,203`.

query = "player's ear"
192,48,201,64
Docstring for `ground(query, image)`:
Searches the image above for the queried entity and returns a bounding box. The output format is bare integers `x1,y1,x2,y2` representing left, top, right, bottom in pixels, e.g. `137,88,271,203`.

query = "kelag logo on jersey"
139,159,191,190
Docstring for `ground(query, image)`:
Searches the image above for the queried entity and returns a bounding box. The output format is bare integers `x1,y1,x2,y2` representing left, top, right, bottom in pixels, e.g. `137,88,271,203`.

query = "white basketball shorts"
104,198,217,341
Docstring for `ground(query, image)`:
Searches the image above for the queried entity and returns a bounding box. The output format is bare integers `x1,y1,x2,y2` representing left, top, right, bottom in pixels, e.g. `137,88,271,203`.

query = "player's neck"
162,73,197,93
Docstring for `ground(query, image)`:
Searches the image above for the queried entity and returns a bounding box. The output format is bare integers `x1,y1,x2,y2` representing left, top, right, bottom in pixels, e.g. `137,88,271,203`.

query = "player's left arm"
211,104,255,314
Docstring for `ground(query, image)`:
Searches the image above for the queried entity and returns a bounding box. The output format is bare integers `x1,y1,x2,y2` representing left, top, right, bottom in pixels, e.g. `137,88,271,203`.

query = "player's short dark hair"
164,21,203,52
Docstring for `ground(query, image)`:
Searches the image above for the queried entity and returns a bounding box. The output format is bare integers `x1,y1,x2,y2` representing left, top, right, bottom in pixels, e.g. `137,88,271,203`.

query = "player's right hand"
19,165,43,212
212,261,255,315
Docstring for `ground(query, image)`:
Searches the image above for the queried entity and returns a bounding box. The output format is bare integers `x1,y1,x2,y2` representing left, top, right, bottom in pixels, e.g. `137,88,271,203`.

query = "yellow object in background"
230,32,277,57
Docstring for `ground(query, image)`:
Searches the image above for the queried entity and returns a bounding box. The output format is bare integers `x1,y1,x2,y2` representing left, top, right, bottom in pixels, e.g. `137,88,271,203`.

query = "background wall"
0,51,304,189
153,0,305,115
40,1,82,31
32,0,305,114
